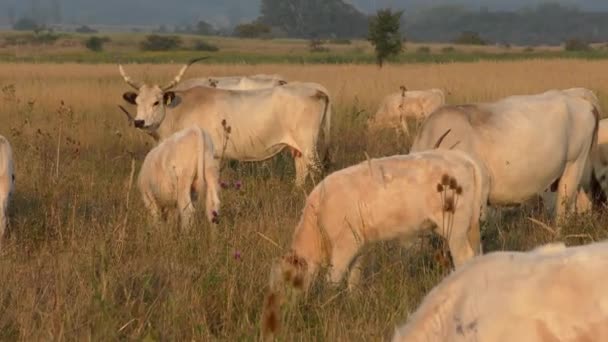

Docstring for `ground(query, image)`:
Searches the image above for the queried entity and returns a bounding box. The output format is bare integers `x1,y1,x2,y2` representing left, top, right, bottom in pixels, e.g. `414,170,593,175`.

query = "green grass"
3,49,608,65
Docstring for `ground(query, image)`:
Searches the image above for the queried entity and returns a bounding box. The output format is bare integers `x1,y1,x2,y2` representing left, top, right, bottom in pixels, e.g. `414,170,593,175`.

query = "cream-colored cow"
119,58,331,187
392,240,608,342
138,126,220,230
261,149,489,340
369,87,446,136
175,74,287,91
412,89,599,222
0,135,14,247
538,88,603,214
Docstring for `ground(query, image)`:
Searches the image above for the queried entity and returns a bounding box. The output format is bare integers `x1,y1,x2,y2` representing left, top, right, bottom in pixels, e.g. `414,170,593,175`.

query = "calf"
261,149,489,340
0,135,14,248
138,126,220,229
392,240,608,342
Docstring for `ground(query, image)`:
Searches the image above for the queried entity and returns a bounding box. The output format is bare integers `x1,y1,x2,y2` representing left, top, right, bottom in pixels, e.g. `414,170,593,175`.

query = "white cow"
261,149,490,340
175,74,287,91
391,240,608,342
0,135,14,247
411,89,599,222
538,88,603,214
118,58,331,187
138,126,220,230
369,87,446,136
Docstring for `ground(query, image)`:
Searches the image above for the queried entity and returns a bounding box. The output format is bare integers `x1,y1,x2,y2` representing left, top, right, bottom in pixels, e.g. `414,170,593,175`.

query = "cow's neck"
156,107,180,141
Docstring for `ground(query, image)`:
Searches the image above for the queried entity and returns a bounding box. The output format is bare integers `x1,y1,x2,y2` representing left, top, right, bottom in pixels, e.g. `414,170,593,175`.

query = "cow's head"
119,57,208,130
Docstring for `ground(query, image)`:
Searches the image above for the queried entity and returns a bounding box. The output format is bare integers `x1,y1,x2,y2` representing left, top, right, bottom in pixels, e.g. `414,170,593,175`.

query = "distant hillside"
3,0,608,29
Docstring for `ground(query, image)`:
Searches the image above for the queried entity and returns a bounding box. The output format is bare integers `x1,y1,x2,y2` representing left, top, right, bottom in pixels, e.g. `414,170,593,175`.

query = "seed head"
456,186,463,195
449,177,458,190
436,183,444,192
441,174,450,185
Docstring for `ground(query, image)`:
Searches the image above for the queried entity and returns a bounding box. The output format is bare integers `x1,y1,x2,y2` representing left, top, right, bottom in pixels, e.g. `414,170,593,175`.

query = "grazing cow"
391,240,608,342
368,87,446,136
0,135,14,247
118,58,331,187
538,88,604,214
411,89,599,222
175,74,287,91
261,149,490,340
138,126,220,230
591,119,608,200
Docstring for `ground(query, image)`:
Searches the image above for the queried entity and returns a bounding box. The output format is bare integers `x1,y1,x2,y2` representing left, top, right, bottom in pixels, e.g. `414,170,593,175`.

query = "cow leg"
440,214,477,269
346,255,364,292
177,185,196,231
0,200,7,250
141,191,162,227
556,160,588,222
327,236,359,287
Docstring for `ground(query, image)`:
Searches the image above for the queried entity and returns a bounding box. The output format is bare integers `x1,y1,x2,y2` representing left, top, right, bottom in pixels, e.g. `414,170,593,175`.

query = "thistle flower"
449,177,458,190
441,174,450,185
234,180,242,190
220,181,229,189
234,250,242,261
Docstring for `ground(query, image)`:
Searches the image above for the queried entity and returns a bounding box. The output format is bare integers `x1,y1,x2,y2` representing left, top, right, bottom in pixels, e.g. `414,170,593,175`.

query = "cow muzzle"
134,120,145,128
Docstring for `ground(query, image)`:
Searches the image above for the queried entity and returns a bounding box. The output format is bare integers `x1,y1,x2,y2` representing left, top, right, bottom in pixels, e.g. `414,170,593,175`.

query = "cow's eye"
153,101,160,106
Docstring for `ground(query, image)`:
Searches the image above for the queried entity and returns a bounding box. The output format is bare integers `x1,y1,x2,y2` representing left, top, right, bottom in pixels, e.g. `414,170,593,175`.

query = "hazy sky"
2,0,608,27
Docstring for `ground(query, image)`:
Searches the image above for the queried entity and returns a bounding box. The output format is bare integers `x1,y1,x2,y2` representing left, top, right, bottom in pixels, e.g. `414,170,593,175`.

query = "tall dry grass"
0,60,607,340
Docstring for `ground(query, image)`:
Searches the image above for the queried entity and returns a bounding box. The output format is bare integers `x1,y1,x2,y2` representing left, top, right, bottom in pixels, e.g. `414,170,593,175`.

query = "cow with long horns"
118,58,332,186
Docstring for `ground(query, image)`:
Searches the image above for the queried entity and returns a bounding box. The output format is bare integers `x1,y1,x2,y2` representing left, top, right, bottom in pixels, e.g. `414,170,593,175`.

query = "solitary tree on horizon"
368,9,403,67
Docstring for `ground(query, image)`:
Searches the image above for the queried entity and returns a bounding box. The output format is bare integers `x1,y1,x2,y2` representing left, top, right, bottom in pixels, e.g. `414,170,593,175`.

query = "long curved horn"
118,64,142,90
162,57,210,91
433,128,452,149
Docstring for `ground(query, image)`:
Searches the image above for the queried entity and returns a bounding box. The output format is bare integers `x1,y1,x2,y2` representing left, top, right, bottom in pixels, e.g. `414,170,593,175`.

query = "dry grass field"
0,59,608,341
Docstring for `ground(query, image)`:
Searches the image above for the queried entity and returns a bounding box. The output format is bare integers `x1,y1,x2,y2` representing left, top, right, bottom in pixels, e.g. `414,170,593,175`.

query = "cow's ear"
123,92,137,105
164,91,176,106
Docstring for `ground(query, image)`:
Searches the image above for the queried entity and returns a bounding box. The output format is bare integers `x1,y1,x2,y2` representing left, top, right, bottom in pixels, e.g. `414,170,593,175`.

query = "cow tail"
316,90,332,170
588,105,607,207
466,154,488,256
197,129,220,222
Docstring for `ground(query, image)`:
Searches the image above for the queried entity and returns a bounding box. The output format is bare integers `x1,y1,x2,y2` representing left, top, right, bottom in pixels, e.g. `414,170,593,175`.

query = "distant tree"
13,17,41,31
85,36,110,52
453,31,487,45
196,20,216,35
309,38,329,52
259,0,368,38
234,21,271,38
368,9,403,67
192,40,219,52
75,25,97,34
564,38,591,51
140,35,182,51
